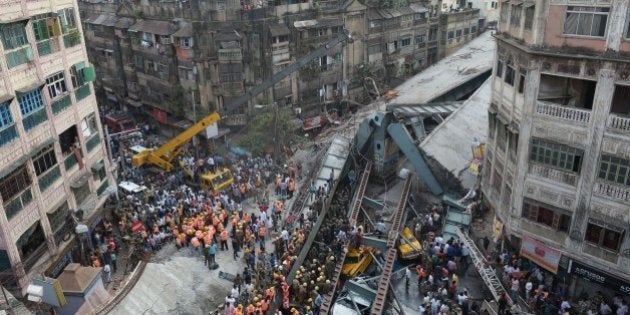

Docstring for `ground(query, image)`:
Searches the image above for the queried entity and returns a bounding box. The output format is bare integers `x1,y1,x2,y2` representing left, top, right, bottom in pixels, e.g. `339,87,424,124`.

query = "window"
70,62,95,88
530,138,583,173
522,200,571,232
401,37,411,46
160,35,172,45
81,113,98,138
471,26,477,33
415,34,425,45
456,29,462,37
18,89,44,117
524,5,535,30
510,4,522,27
47,202,69,233
0,101,14,130
504,63,515,86
464,28,470,35
57,7,76,33
32,144,57,176
598,155,630,186
448,31,454,39
0,165,32,207
518,68,526,93
496,60,503,78
500,1,509,23
179,37,193,48
414,13,426,20
1,22,28,50
563,6,608,37
31,14,61,41
142,32,153,42
178,66,194,81
585,222,623,252
46,72,67,99
402,15,412,22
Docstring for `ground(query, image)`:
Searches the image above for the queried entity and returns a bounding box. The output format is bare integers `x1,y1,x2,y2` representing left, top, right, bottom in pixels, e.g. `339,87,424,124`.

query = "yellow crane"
131,30,353,191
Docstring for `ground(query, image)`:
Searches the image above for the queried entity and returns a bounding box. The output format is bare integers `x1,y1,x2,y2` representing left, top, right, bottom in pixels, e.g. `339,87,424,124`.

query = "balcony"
606,114,630,133
528,163,578,186
593,180,630,203
86,134,101,152
218,48,242,61
582,242,618,264
22,108,48,132
74,85,91,102
36,38,61,57
51,95,72,115
64,154,78,171
63,30,82,48
38,166,61,192
536,100,591,125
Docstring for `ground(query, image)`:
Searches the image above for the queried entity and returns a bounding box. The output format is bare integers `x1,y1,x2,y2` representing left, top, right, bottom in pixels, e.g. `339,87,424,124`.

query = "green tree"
240,107,304,156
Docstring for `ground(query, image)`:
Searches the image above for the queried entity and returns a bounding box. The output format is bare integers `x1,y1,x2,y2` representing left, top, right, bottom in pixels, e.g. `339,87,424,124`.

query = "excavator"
132,29,354,192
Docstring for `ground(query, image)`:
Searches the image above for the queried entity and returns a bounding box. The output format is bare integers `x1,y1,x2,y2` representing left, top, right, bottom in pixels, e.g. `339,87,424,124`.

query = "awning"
129,19,176,35
27,138,55,157
523,2,535,7
0,94,13,104
172,22,192,37
0,156,28,179
509,0,522,5
15,81,45,95
90,161,105,173
269,24,290,37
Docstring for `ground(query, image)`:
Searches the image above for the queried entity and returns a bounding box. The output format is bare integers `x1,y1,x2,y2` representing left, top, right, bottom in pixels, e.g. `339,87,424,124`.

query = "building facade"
483,0,630,299
0,0,113,295
78,0,480,127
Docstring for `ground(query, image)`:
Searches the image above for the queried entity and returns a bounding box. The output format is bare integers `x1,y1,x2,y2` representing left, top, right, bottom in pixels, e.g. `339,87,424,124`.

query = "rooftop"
57,263,102,294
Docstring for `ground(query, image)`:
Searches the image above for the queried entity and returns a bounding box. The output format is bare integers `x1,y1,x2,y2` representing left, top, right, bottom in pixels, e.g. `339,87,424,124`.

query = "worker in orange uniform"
220,229,229,251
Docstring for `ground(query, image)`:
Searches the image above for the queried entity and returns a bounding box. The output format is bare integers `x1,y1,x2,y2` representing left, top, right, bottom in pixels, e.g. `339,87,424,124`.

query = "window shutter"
81,66,96,83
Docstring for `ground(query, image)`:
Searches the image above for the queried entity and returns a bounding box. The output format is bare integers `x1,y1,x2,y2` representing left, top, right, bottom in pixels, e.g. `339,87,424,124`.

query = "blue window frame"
0,101,13,129
18,88,44,117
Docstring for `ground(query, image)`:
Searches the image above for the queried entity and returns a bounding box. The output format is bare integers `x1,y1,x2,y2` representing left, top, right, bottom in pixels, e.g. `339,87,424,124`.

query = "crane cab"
199,168,234,192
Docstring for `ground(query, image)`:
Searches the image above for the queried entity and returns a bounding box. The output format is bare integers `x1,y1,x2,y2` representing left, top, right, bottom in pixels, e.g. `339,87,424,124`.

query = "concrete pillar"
568,65,615,248
605,0,629,52
25,159,58,257
509,59,541,234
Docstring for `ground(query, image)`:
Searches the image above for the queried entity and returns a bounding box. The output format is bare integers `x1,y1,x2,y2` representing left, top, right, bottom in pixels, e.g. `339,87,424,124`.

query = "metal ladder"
455,228,513,305
370,176,412,315
319,161,372,315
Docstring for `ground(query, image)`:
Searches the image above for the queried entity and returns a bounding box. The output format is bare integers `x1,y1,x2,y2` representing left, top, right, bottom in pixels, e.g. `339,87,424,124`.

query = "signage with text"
569,259,630,295
520,234,561,274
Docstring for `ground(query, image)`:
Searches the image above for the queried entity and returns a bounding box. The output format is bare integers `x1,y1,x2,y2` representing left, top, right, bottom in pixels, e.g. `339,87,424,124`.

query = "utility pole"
192,89,199,159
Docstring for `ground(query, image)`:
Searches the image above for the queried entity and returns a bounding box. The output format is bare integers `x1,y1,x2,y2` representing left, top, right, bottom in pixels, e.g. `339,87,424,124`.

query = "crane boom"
132,30,353,171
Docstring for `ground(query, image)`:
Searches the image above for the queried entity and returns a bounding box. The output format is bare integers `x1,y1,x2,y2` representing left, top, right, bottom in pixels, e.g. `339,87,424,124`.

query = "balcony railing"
75,84,91,102
51,95,72,114
528,163,578,186
22,244,49,272
4,188,33,220
593,180,630,202
63,30,82,48
38,166,61,192
22,108,48,132
0,125,18,147
36,38,61,57
97,179,109,196
64,154,78,170
536,100,591,124
606,113,630,133
86,134,100,152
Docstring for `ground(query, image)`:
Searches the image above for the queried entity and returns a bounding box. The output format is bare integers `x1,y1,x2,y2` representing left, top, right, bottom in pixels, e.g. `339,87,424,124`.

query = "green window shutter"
81,66,96,82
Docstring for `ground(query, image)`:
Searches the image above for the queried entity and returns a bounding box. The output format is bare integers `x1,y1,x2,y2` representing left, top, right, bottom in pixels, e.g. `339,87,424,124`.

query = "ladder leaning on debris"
370,175,412,315
319,161,372,315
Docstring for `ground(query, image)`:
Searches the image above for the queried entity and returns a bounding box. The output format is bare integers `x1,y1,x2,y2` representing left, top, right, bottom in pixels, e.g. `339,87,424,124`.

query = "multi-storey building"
483,0,630,299
439,7,481,58
78,0,480,126
0,0,112,295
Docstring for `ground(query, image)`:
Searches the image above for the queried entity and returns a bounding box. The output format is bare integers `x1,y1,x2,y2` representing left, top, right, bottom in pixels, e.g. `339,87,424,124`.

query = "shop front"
561,258,630,300
518,234,562,294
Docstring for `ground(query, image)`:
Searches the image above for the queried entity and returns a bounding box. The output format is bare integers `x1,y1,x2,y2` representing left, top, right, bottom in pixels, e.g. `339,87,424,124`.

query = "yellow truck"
342,246,375,278
398,227,422,260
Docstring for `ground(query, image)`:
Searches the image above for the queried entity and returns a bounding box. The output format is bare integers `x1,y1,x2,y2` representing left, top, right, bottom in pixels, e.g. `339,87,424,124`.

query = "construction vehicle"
132,30,354,186
397,227,422,260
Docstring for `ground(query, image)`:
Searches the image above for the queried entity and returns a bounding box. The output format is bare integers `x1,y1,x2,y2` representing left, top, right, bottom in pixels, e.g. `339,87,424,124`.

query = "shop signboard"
152,108,167,124
520,234,561,274
568,259,630,295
